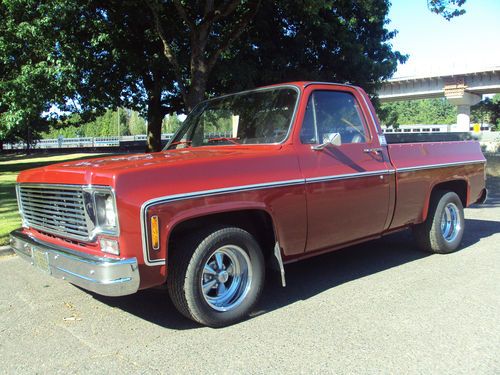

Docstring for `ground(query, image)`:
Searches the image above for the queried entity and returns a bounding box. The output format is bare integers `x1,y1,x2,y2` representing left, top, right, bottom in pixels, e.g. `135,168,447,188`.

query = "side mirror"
312,133,341,151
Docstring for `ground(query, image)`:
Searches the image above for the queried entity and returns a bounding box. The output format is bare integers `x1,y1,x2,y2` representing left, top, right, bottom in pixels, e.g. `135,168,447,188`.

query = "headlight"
95,191,117,228
83,187,119,238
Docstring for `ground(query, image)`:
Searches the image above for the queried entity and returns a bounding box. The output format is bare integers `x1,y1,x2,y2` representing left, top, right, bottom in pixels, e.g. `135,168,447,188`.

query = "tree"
1,1,407,151
128,111,147,136
3,1,460,152
0,1,68,149
162,115,183,134
472,94,500,130
427,0,466,20
44,108,138,138
378,106,399,127
378,98,457,126
1,1,178,151
148,0,407,109
147,0,263,111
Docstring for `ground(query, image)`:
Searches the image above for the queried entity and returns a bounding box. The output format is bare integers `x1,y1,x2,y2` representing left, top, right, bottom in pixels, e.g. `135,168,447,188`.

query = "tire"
167,226,265,327
413,190,465,254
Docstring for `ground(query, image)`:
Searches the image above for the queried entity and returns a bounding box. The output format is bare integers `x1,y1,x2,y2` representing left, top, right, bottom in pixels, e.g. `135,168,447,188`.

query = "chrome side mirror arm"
311,133,341,151
311,142,331,151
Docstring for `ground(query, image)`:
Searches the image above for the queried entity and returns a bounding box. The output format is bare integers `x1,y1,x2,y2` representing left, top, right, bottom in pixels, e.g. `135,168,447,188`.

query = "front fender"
141,181,307,270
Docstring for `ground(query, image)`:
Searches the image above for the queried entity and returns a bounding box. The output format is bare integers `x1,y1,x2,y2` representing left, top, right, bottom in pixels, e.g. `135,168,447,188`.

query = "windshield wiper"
207,137,240,145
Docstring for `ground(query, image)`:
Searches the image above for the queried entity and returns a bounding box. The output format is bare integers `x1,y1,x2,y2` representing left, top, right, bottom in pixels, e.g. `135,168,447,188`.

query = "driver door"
296,87,392,252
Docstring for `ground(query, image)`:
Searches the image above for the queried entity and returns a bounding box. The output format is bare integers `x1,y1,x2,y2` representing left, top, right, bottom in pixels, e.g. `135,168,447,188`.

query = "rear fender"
421,178,468,222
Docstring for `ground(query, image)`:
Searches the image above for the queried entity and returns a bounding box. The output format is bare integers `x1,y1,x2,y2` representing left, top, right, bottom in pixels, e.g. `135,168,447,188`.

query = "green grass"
0,153,106,246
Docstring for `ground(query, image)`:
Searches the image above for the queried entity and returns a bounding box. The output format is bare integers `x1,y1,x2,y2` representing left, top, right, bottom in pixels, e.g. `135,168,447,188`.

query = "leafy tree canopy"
1,1,464,151
378,98,457,126
44,108,135,138
427,0,466,20
471,94,500,130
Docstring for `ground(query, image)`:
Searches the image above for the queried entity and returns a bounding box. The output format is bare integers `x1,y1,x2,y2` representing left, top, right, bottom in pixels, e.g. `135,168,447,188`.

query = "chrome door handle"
363,147,383,154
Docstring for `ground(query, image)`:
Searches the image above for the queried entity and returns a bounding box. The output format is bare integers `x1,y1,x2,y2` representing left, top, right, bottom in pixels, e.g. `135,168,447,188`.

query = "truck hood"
16,146,298,201
18,147,270,185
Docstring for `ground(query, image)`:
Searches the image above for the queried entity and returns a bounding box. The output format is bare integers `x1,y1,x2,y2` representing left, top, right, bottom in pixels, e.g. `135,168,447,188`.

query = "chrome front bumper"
9,229,140,297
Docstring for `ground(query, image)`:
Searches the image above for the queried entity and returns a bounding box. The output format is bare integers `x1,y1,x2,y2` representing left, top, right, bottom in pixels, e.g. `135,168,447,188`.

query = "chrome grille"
18,184,91,241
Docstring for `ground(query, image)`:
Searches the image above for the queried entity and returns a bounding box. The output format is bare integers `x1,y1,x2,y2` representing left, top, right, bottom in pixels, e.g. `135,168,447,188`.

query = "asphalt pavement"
1,179,499,374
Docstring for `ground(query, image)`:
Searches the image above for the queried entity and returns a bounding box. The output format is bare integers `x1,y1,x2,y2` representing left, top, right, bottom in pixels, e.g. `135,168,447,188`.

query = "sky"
388,0,500,78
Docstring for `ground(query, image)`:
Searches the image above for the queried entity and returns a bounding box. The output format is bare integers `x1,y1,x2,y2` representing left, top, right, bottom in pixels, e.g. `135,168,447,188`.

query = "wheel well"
431,180,468,207
167,210,276,265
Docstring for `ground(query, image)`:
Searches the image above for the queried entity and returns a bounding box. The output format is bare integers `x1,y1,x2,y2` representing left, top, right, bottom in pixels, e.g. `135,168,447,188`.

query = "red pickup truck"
10,82,487,327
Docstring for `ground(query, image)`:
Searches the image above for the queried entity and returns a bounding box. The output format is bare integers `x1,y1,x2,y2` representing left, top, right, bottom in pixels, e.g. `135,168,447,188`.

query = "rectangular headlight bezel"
83,186,120,240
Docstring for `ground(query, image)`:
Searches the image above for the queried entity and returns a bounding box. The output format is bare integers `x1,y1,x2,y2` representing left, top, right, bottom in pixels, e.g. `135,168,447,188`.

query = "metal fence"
3,134,171,150
3,132,234,150
382,124,495,134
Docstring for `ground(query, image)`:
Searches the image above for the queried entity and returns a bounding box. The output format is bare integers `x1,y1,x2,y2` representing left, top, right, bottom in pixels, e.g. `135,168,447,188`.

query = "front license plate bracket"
32,248,51,274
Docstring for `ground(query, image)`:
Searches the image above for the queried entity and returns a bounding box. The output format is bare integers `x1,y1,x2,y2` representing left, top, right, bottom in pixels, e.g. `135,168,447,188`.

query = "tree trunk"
186,43,209,111
186,73,208,111
146,83,164,152
25,126,31,154
146,108,163,152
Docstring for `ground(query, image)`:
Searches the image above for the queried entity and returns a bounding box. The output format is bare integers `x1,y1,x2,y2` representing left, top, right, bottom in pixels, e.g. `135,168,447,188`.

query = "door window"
300,91,368,145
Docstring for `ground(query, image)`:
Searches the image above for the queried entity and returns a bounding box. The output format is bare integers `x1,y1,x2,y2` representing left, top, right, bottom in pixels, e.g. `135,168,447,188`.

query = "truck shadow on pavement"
257,217,498,318
93,216,499,330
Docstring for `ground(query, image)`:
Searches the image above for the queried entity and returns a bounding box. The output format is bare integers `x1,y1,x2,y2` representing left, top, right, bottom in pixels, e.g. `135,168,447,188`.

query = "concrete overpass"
378,66,500,131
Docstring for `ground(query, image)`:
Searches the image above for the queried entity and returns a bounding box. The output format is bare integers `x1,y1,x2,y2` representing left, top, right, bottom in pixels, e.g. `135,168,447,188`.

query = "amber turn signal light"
151,215,160,250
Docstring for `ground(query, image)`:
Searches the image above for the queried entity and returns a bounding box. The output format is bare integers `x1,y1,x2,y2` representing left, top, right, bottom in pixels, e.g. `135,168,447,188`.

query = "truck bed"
386,140,486,229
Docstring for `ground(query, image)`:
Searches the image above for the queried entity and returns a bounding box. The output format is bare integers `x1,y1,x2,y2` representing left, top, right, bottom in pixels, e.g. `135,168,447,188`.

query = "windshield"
165,86,299,149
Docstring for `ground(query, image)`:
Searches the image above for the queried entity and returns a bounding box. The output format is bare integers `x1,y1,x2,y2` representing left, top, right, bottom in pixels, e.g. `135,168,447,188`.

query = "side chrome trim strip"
306,169,393,184
140,159,484,266
396,160,486,173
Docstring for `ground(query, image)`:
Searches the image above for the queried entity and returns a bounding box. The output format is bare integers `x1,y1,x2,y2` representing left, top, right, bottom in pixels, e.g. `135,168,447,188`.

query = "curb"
0,245,14,257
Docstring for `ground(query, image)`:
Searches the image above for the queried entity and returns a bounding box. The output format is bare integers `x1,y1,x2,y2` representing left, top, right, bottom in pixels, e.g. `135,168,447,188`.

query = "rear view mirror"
312,132,341,151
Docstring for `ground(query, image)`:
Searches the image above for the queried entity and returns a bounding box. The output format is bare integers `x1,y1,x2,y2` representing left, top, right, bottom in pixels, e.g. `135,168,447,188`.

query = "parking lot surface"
1,177,499,374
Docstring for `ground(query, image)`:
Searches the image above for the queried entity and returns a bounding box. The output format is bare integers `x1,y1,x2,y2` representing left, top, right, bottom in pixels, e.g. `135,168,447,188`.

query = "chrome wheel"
201,245,253,312
440,202,461,242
